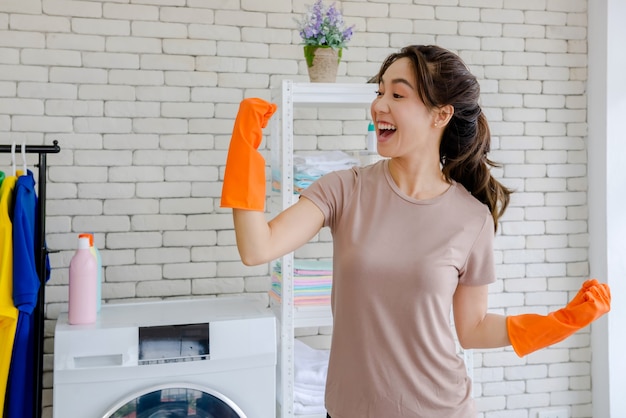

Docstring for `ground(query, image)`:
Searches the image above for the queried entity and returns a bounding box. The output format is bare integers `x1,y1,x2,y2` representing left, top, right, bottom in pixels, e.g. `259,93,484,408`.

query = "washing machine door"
102,383,247,418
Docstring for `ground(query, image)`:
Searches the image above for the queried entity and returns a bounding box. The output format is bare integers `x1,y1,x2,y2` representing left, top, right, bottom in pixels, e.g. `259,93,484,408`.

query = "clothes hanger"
21,140,27,174
11,141,16,176
11,141,28,176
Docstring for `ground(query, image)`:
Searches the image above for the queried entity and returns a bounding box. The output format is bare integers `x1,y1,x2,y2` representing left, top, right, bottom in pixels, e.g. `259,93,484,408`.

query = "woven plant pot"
304,46,342,83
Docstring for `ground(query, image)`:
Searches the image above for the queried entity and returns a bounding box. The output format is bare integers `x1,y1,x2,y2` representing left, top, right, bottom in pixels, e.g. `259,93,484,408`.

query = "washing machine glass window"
102,383,247,418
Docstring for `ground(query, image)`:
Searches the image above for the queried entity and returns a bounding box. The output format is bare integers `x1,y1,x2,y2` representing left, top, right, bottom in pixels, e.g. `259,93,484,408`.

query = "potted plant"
297,0,355,82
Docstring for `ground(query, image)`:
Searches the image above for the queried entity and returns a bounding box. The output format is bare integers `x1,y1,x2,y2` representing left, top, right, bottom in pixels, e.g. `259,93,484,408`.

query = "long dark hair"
375,45,512,231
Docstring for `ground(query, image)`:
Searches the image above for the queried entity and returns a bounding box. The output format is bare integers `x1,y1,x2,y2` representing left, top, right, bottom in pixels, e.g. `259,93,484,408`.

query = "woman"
220,45,610,418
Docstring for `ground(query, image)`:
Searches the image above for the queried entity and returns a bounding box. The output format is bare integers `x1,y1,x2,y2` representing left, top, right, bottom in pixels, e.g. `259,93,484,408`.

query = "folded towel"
294,384,325,407
294,381,326,393
271,265,333,306
294,151,358,170
293,401,326,415
274,259,333,273
272,151,358,195
294,269,333,276
294,339,330,386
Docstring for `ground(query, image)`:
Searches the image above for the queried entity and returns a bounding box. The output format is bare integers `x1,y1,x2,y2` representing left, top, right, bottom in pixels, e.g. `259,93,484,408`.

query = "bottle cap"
79,233,94,246
367,121,377,154
77,236,90,250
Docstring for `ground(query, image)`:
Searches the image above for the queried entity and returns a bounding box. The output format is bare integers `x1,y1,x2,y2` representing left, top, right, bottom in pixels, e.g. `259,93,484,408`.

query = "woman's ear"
433,105,454,128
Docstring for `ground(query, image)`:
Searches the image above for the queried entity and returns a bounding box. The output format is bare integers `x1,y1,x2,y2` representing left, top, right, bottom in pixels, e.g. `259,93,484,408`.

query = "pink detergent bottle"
68,235,97,325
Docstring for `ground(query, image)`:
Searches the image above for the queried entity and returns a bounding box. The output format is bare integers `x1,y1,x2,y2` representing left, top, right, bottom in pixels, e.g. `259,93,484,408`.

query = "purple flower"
327,4,341,26
342,26,353,42
297,0,355,49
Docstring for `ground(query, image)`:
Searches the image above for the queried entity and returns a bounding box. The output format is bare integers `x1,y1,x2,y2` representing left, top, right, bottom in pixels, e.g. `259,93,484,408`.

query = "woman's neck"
387,157,451,200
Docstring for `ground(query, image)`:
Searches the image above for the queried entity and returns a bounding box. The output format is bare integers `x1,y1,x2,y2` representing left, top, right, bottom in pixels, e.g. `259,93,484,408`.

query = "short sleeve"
300,168,357,231
458,213,496,286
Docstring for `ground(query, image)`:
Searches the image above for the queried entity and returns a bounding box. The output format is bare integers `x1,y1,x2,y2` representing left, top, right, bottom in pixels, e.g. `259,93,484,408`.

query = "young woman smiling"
220,45,611,418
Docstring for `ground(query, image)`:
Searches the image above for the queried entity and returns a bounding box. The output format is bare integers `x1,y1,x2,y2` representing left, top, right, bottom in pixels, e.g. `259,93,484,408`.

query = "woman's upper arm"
453,283,489,345
234,196,325,266
267,196,325,256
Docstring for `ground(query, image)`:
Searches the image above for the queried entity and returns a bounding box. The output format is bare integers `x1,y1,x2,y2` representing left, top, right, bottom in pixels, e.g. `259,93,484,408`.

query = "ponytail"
441,111,511,231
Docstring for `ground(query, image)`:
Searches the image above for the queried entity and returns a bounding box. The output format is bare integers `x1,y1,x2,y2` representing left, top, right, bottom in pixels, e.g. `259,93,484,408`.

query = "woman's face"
370,57,439,160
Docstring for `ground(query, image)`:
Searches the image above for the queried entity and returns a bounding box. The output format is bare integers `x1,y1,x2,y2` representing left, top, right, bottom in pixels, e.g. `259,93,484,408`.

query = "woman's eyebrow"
380,76,415,90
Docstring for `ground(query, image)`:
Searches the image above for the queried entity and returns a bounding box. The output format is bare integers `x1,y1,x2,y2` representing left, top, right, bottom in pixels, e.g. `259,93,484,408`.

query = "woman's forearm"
459,313,511,350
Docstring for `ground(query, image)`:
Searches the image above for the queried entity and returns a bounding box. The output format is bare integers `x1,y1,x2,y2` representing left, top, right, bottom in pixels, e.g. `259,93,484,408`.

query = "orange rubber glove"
506,279,611,357
220,98,277,211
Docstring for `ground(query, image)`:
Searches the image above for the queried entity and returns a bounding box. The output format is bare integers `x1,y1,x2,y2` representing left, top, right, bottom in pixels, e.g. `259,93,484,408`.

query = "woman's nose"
371,96,388,114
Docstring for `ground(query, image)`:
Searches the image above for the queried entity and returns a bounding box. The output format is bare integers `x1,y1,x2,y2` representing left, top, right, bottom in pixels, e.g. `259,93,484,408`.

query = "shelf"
271,80,373,418
270,298,333,328
277,401,326,418
278,82,377,107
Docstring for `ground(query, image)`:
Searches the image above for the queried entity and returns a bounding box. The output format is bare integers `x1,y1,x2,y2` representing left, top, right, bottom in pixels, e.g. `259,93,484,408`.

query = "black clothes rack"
0,140,60,418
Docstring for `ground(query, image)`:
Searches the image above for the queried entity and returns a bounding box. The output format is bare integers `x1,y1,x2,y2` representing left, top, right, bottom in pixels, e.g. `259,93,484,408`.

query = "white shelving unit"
269,80,377,418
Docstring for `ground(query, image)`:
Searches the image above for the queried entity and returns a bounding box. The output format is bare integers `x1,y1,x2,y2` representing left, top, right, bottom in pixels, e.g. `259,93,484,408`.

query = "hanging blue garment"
6,170,44,418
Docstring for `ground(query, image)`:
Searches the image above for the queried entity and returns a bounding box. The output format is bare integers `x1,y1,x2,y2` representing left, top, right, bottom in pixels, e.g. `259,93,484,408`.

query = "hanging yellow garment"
0,174,18,413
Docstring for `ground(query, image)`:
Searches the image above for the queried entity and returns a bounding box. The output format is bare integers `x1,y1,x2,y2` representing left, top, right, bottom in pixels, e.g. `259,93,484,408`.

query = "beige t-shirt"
301,159,496,418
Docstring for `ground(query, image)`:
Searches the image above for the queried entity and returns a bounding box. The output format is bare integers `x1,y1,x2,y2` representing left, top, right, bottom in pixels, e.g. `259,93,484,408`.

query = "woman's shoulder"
451,181,491,217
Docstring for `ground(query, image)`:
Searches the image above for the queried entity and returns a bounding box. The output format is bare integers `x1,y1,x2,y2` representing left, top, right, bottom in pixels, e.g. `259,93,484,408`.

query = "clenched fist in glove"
507,279,611,357
220,98,277,211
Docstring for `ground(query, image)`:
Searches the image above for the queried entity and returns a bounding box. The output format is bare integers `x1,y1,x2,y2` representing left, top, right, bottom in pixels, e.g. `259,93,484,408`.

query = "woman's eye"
375,90,402,99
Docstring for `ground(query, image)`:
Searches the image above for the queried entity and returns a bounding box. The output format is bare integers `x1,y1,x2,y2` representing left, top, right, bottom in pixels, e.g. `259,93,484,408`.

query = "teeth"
377,123,396,130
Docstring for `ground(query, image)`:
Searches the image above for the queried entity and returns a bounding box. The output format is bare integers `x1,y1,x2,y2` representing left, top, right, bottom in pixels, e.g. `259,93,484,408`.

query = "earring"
434,123,439,128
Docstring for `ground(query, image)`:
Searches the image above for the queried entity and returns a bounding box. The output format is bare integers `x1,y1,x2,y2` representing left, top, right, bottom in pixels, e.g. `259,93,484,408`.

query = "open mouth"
378,122,396,139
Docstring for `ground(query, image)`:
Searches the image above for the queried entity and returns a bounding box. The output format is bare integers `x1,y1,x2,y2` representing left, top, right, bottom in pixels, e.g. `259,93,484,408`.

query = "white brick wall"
0,1,594,417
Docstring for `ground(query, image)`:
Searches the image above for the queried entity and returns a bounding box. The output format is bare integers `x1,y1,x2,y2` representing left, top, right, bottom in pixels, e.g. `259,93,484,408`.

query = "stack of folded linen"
270,260,333,306
293,151,359,194
272,150,359,194
293,339,330,415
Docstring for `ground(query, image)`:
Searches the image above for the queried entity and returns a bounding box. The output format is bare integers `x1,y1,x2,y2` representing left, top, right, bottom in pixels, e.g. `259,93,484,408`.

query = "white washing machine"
53,296,276,418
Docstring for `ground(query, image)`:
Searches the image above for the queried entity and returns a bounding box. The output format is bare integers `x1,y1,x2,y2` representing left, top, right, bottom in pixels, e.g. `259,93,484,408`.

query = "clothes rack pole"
0,139,60,418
